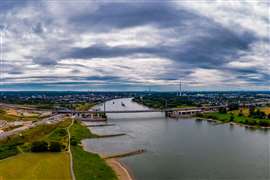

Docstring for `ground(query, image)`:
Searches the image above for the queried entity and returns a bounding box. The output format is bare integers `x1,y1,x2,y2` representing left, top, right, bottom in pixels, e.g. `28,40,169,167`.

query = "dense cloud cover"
0,1,269,91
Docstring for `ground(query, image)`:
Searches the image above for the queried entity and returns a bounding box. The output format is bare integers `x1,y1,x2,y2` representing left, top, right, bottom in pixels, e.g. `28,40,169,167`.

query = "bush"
245,119,257,126
230,115,234,122
49,141,62,152
70,137,78,146
228,103,239,111
0,144,18,159
258,120,270,127
218,107,227,114
31,141,48,152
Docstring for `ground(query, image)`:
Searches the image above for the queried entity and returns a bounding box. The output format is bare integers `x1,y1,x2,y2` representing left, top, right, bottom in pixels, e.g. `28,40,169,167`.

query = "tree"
228,103,239,111
238,109,243,116
31,141,48,152
70,137,78,146
230,114,234,122
219,107,227,114
248,106,256,117
49,142,62,152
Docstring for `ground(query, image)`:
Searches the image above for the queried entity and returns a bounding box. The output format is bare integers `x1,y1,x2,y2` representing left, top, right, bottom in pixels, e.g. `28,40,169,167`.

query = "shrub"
245,119,256,126
258,120,270,127
0,144,18,159
70,137,78,146
230,115,234,122
31,141,48,152
219,107,227,114
49,141,62,152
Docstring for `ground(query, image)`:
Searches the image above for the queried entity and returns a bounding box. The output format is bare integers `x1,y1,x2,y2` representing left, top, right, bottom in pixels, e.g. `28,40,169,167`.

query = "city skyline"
0,1,269,91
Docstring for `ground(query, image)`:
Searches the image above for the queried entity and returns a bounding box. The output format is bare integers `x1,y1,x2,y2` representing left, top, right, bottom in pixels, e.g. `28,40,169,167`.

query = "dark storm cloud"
1,1,268,90
63,1,257,72
32,57,57,66
70,2,197,32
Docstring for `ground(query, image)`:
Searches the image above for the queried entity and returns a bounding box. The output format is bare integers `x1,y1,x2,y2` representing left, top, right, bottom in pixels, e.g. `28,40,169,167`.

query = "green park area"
0,117,117,180
0,118,72,179
70,120,117,180
199,106,270,127
0,152,71,180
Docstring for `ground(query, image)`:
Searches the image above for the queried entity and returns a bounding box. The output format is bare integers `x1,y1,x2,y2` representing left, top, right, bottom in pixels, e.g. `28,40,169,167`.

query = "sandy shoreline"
106,158,134,180
80,144,134,180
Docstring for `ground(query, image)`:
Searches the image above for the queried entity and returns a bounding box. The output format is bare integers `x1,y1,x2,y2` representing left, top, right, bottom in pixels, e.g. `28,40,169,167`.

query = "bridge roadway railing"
54,105,227,114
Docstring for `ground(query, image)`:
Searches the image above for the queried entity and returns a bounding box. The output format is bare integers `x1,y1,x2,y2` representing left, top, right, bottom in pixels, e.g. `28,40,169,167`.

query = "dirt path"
67,119,75,180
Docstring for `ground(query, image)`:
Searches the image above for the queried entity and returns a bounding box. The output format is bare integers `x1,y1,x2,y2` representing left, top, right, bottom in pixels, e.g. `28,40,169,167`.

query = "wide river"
83,98,270,180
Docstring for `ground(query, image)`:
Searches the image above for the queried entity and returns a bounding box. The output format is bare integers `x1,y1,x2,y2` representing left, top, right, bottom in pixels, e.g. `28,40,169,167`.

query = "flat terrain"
0,152,71,180
70,120,117,180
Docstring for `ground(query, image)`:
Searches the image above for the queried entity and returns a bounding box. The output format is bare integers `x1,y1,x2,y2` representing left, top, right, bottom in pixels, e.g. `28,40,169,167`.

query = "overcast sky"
0,0,269,91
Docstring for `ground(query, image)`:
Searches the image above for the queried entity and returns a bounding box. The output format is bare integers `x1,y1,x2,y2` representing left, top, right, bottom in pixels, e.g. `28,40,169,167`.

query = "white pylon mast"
179,81,182,96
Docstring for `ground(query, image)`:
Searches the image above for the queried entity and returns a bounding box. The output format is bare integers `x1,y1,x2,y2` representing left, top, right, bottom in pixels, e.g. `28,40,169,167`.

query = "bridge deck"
55,105,226,114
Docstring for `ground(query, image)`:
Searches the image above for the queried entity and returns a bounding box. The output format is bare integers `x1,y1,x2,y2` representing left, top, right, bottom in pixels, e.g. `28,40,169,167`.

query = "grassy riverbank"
69,120,117,180
199,110,270,127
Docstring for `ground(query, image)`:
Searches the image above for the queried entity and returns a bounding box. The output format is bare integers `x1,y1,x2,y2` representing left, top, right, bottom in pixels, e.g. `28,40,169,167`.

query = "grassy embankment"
199,107,270,127
0,118,72,179
70,120,117,180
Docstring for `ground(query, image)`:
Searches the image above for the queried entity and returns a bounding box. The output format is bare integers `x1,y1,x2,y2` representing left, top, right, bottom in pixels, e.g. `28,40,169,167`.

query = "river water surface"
82,98,270,180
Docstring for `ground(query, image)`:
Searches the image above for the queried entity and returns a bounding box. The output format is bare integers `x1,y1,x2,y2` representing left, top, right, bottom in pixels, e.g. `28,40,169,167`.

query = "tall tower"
179,81,182,96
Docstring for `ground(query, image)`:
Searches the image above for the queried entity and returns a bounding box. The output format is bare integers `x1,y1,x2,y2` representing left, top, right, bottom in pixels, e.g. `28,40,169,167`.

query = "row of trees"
219,105,270,120
31,141,62,152
248,107,270,119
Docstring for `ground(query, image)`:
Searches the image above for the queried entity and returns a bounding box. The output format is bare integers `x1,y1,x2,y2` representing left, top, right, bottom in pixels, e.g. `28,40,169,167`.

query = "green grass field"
0,152,71,180
70,120,116,180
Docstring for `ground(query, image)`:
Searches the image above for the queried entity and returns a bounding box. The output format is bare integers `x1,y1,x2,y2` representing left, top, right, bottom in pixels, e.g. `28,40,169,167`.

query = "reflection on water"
83,98,270,180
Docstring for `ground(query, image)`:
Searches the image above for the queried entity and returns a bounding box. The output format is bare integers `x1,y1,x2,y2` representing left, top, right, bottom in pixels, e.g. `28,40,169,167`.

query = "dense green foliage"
0,119,71,159
0,143,19,159
133,95,197,109
69,120,116,180
30,141,62,152
31,141,48,152
49,141,62,152
199,111,270,127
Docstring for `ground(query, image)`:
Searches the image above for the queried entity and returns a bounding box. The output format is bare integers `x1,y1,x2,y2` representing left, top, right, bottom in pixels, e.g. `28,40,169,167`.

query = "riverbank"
197,116,270,129
106,158,133,180
70,120,134,180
